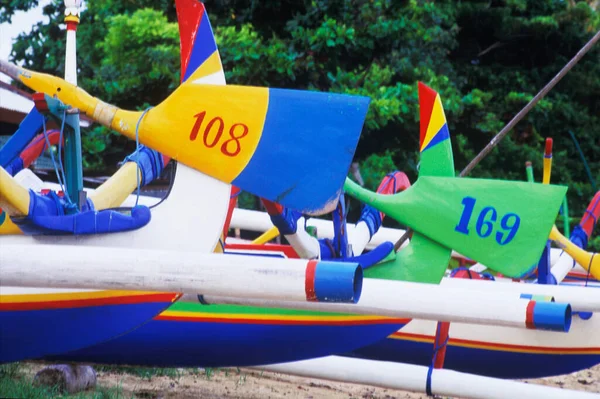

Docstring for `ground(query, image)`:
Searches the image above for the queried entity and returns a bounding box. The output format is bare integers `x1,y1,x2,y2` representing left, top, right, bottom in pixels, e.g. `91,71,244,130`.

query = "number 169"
454,197,521,245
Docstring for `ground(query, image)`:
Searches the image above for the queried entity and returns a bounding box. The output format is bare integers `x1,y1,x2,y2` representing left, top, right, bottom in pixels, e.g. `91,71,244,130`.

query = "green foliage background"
2,0,599,235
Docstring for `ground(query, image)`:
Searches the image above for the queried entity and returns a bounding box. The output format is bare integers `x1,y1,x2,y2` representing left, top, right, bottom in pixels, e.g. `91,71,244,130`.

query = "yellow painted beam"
0,167,30,216
549,226,600,280
0,216,23,235
88,162,142,210
252,226,280,245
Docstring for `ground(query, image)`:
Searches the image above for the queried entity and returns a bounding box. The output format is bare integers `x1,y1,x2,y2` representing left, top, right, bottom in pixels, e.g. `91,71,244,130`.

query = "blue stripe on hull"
346,338,600,379
0,302,173,363
232,89,369,214
48,320,405,368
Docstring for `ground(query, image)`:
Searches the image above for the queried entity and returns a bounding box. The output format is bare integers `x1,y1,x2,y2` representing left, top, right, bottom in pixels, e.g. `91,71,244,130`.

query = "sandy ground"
80,363,600,399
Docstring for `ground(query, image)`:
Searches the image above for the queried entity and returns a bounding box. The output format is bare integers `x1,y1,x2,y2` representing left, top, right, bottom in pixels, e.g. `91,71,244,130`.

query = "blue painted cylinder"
530,301,572,332
312,261,363,303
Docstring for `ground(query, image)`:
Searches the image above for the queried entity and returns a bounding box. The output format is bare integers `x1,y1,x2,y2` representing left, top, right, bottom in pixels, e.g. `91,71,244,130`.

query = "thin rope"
385,171,399,193
584,253,596,288
568,130,597,191
41,116,71,205
102,160,177,213
133,107,153,207
581,195,600,230
58,110,73,204
426,333,449,396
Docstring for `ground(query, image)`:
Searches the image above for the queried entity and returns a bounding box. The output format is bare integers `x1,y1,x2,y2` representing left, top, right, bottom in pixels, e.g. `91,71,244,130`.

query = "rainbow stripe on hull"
47,303,408,368
0,290,179,363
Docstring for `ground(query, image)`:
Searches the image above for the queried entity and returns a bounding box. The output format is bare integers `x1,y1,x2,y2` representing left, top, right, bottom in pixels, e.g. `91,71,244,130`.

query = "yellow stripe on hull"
161,310,394,323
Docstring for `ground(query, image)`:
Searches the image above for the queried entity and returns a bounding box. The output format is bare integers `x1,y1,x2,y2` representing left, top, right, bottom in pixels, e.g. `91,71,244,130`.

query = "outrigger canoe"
2,1,588,384
0,162,230,363
0,0,400,366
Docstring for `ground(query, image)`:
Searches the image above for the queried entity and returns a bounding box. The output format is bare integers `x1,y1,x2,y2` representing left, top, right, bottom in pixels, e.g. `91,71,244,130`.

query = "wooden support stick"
460,30,600,178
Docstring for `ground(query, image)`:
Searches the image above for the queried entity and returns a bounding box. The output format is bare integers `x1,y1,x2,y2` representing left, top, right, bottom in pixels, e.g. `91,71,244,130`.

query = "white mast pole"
64,0,81,85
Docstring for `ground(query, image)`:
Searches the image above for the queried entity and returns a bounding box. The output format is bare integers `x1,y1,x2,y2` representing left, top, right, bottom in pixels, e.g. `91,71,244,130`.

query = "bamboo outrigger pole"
394,29,600,251
459,29,600,178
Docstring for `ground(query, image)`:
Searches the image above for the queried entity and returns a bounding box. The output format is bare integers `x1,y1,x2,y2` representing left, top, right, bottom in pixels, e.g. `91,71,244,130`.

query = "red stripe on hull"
0,293,179,311
391,331,600,354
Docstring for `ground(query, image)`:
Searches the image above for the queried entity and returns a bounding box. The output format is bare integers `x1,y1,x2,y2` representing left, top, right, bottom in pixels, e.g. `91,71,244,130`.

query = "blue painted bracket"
332,193,351,258
0,107,45,167
12,190,151,235
536,241,556,284
0,94,79,169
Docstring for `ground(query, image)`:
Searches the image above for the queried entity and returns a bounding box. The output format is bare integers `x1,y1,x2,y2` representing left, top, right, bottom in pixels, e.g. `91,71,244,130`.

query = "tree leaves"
0,0,40,23
7,0,600,242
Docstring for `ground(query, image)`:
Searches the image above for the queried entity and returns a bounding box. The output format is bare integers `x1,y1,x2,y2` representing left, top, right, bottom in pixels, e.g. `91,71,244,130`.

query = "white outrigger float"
1,1,600,398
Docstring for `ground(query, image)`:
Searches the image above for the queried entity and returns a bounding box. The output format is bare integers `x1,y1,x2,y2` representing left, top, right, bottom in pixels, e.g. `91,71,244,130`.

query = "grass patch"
95,365,182,381
0,369,60,399
0,363,133,399
1,363,246,398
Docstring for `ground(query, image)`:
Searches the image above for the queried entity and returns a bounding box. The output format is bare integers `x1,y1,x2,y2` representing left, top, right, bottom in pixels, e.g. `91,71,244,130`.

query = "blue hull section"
1,302,174,363
48,319,406,368
346,338,600,379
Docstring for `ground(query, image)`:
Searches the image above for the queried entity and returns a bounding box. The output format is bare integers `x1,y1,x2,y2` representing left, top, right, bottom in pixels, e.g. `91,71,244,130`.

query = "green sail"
365,82,455,284
345,176,567,277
